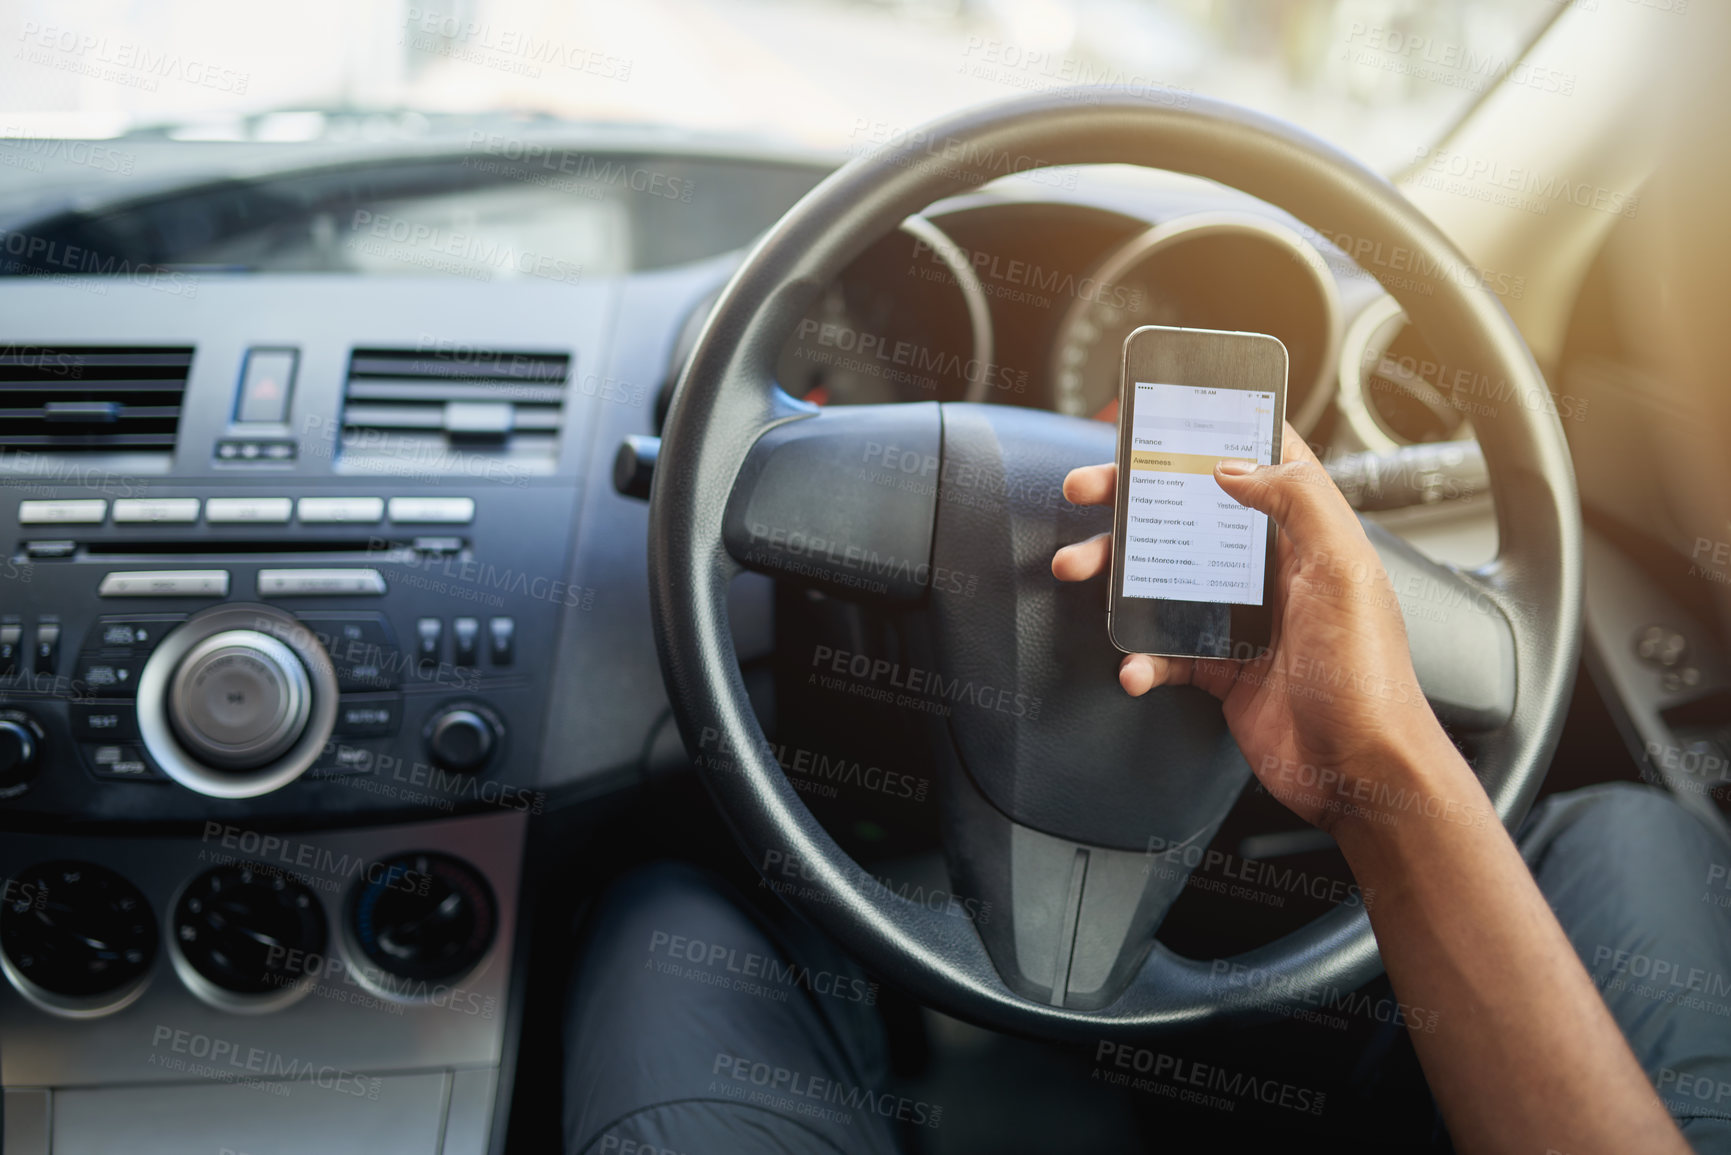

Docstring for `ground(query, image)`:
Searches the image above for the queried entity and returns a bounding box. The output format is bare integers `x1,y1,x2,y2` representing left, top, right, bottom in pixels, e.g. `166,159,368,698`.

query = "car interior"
1,0,1728,1151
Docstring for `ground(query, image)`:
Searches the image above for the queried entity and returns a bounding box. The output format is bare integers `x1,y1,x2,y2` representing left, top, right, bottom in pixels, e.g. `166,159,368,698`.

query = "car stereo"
0,482,574,824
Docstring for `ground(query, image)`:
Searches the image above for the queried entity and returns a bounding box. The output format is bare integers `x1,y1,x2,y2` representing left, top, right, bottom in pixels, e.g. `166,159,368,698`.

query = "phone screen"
1120,381,1278,606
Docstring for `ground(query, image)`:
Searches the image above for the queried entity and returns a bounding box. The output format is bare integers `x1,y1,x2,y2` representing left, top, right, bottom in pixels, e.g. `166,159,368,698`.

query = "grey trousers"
563,784,1731,1152
561,860,902,1155
1522,783,1731,1150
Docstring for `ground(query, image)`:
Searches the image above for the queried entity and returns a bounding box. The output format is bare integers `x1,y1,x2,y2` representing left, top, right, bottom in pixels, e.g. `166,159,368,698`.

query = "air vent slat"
340,347,571,473
0,351,192,371
0,432,179,448
509,410,562,431
0,407,181,419
0,379,192,392
0,345,192,454
342,404,448,430
44,402,119,422
345,380,567,405
349,350,568,382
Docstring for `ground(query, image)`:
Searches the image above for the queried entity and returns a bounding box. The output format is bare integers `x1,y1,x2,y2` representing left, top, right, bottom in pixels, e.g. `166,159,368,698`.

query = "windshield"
2,0,1558,173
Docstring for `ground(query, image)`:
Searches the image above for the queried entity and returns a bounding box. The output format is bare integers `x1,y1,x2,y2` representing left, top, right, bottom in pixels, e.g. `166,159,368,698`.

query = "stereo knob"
137,606,338,799
168,631,311,771
424,708,497,774
0,712,43,790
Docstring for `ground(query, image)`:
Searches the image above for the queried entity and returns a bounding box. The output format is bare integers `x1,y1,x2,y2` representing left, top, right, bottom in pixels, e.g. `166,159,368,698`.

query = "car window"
1,0,1559,173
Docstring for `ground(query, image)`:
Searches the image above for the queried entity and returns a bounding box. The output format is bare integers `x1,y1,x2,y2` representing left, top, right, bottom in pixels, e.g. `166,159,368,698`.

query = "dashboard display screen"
1120,382,1277,606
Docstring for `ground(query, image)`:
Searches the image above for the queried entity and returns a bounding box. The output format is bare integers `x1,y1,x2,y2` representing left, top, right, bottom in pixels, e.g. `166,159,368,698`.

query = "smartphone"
1108,325,1287,660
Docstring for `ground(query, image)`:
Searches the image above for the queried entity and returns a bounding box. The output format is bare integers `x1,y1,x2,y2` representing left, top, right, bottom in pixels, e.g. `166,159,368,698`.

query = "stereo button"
335,695,401,737
298,497,384,524
306,738,380,777
90,617,183,653
71,703,139,741
296,615,397,690
416,618,443,668
33,623,59,675
101,623,138,648
99,571,230,598
257,569,387,596
488,617,515,666
74,654,146,696
389,497,474,524
206,497,292,524
0,625,20,677
327,743,375,773
112,498,200,524
453,617,480,666
88,744,160,780
18,499,105,525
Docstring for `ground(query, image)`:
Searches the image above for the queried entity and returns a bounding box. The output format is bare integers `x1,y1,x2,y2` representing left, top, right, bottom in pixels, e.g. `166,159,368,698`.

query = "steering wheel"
647,90,1580,1039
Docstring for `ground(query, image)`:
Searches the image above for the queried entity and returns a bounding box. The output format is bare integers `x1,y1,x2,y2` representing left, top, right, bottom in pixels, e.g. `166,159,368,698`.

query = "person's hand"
1051,424,1463,832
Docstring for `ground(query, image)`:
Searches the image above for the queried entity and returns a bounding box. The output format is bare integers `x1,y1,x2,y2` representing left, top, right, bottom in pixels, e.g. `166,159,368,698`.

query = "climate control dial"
347,851,496,991
171,863,328,1010
0,861,156,1016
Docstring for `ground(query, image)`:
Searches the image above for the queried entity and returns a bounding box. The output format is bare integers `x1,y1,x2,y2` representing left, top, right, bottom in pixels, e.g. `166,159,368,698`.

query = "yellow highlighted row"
1129,450,1228,476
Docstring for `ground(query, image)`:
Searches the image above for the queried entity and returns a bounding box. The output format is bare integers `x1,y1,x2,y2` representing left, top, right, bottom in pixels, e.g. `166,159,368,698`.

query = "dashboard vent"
340,347,570,472
0,346,193,454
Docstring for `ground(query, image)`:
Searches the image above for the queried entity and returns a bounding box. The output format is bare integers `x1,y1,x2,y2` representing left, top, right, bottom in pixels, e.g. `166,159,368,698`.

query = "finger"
1279,421,1321,466
1120,653,1161,696
1211,456,1360,552
1119,652,1240,700
1052,531,1111,582
1062,463,1116,506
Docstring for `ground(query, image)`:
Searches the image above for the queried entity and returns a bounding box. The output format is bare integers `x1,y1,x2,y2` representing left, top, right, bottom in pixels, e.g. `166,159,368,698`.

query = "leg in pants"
562,861,901,1155
1523,783,1731,1150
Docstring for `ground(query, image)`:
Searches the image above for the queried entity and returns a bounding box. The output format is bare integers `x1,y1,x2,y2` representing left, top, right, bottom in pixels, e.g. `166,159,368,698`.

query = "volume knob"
0,713,43,790
168,631,311,771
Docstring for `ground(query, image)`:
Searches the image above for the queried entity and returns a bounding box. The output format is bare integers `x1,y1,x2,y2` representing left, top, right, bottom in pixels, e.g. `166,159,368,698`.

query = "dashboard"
0,141,1497,1153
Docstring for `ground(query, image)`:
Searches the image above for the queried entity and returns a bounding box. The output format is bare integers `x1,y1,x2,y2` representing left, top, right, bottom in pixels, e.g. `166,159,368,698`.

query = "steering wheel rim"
648,89,1580,1039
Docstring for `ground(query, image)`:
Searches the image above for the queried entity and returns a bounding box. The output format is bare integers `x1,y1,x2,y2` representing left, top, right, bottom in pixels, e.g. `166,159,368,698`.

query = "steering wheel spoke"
722,403,944,603
1367,522,1517,732
944,753,1238,1011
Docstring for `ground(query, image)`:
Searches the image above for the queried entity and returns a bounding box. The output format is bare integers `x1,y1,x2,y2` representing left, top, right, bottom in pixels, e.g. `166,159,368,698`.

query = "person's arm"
1052,431,1688,1155
1335,729,1690,1155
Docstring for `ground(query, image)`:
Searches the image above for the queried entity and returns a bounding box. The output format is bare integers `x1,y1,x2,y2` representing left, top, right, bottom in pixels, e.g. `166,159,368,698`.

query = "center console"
0,270,649,1154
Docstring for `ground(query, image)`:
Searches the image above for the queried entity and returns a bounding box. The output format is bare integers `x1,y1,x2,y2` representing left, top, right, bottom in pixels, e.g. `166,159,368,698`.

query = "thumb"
1212,458,1358,551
